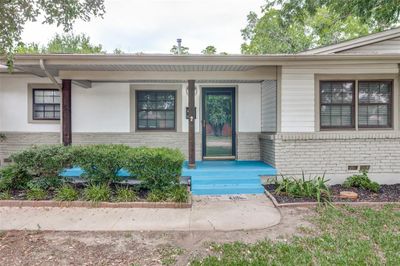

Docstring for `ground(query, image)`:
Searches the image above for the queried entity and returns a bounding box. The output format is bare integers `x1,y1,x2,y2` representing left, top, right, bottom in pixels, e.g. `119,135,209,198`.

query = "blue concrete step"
184,160,276,196
192,177,261,185
192,184,265,195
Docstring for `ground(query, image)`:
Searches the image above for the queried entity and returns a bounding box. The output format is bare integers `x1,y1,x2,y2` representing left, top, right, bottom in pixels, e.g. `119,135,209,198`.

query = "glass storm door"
202,88,236,159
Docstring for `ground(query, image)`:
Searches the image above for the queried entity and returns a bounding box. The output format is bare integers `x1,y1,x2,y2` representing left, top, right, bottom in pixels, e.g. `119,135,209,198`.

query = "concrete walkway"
0,195,281,231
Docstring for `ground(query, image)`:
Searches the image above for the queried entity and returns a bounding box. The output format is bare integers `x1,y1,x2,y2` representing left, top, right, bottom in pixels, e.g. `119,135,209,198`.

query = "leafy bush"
0,164,31,191
168,185,189,203
0,190,11,200
55,184,79,201
84,184,111,202
274,173,331,203
26,187,47,200
11,145,73,178
343,171,380,192
28,176,63,190
125,147,184,192
115,186,137,202
147,189,168,202
72,144,131,185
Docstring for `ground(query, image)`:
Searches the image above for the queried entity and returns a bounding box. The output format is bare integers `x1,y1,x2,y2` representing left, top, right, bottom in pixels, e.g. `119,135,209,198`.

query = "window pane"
32,89,60,120
331,106,341,116
166,120,175,128
156,111,166,119
157,120,166,128
331,83,343,103
320,81,354,128
378,105,388,116
358,81,392,128
148,120,157,128
320,115,330,126
359,106,368,126
138,119,147,128
331,116,341,126
136,91,176,129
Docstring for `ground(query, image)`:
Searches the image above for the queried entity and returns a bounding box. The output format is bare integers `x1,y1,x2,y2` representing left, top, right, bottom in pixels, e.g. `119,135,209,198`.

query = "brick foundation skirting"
260,132,400,183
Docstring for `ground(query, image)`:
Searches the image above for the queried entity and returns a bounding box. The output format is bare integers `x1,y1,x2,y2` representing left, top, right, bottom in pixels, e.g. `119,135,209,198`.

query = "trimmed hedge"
5,145,185,192
125,147,185,191
11,145,73,179
72,144,131,185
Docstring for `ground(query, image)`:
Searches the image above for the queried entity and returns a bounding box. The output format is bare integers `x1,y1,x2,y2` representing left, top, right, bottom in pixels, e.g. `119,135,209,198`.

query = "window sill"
28,120,60,124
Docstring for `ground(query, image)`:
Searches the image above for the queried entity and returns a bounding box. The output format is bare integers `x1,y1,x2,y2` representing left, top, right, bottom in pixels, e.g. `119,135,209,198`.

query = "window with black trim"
320,81,355,129
33,89,60,120
136,90,176,130
358,81,392,128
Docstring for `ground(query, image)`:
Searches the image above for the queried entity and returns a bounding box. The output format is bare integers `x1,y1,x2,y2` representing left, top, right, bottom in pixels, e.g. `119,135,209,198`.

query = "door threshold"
203,156,236,161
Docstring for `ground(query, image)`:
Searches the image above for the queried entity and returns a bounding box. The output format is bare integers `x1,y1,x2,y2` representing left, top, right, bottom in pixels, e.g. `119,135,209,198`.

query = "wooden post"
188,80,196,168
62,79,72,146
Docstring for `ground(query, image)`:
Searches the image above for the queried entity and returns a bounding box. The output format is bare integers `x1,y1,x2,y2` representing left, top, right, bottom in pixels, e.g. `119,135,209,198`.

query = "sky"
21,0,265,54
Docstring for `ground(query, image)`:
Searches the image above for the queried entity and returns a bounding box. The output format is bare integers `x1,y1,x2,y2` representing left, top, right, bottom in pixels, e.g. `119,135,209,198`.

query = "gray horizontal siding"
261,80,277,132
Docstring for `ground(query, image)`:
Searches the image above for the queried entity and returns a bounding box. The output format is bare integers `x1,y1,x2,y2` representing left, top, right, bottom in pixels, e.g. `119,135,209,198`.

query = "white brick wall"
260,132,400,184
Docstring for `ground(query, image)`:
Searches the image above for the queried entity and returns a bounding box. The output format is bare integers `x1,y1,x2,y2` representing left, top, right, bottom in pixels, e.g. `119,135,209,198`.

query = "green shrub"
147,189,168,202
84,184,111,202
168,185,189,203
11,145,73,178
26,187,47,200
0,164,31,191
0,190,11,200
125,147,184,192
115,186,137,202
72,144,131,185
343,171,380,192
274,173,331,203
55,184,79,201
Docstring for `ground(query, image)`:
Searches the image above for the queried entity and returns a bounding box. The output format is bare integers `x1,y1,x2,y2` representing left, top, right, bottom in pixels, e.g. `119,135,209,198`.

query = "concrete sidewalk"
0,195,281,231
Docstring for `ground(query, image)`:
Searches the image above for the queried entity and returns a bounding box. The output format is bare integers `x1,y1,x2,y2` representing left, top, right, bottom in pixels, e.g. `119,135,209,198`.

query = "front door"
202,87,236,159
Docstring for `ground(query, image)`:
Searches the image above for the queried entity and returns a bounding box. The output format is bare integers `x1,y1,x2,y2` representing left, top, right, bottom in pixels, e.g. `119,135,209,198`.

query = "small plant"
115,186,137,202
274,173,331,203
147,189,168,202
343,171,380,192
0,133,6,142
84,184,111,202
0,163,31,191
55,184,79,201
0,190,11,200
168,185,189,203
26,187,47,200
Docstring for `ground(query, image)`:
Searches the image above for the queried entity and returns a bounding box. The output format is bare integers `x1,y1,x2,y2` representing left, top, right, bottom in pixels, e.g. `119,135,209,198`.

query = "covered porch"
8,54,279,195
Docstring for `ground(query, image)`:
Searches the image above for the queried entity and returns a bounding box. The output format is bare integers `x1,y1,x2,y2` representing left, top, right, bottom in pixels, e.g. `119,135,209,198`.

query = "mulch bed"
264,184,400,204
3,183,153,202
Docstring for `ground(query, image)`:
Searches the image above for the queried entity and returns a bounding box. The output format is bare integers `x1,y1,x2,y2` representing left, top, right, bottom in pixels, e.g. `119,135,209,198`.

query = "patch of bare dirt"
0,207,315,266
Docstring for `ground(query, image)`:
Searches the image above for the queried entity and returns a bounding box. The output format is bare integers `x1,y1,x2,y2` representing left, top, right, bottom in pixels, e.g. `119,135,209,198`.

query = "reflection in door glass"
205,93,233,157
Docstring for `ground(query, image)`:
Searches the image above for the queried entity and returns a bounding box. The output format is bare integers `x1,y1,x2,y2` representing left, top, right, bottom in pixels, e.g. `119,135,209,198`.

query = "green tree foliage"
206,95,232,136
242,0,399,54
170,45,189,55
15,33,104,54
45,33,103,54
202,45,217,55
1,0,105,66
241,9,312,54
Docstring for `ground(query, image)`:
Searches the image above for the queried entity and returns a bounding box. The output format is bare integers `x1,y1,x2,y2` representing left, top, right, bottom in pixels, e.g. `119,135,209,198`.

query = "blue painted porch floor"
182,160,277,196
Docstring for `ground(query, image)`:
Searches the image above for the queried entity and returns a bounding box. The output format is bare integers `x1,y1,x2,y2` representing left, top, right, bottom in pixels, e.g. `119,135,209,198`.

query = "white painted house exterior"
1,27,400,184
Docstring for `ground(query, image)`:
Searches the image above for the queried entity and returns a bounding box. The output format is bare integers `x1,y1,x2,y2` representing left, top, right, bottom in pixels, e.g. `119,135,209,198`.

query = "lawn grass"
191,205,400,265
